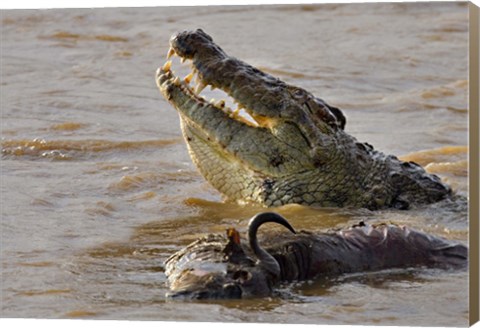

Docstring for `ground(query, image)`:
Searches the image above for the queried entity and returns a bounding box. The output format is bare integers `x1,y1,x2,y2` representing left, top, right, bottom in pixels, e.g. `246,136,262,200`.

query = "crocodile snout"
168,29,220,60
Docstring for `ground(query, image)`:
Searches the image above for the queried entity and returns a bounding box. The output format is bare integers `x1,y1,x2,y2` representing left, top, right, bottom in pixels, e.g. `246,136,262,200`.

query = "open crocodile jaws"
156,29,451,210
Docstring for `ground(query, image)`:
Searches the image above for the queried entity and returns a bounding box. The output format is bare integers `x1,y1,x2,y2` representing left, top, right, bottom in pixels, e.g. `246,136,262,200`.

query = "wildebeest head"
164,213,296,299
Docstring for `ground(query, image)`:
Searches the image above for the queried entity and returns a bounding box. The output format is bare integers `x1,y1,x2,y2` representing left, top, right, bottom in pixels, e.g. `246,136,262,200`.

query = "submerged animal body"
164,213,467,299
156,29,452,210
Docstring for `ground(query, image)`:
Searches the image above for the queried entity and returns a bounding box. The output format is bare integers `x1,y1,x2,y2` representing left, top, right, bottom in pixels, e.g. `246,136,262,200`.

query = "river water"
1,2,470,326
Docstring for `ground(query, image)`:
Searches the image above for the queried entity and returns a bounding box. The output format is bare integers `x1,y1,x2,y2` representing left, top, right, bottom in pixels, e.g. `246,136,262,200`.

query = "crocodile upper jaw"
155,29,347,204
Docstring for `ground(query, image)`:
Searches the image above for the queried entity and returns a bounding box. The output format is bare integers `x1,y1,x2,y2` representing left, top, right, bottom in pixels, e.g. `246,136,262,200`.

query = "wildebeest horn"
247,212,296,279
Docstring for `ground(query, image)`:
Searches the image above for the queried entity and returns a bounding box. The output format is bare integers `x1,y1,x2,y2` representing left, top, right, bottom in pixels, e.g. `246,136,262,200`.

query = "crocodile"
155,29,452,210
164,212,467,299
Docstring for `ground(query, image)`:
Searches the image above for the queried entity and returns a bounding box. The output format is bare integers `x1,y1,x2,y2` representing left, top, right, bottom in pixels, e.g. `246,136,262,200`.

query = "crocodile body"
164,213,467,299
156,29,451,210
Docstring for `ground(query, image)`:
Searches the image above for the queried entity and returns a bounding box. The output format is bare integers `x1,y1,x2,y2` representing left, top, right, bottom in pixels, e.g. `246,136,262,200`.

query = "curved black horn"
247,212,296,279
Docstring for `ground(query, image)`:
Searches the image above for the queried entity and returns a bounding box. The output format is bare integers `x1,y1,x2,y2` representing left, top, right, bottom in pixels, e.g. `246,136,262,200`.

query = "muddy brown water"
1,3,469,326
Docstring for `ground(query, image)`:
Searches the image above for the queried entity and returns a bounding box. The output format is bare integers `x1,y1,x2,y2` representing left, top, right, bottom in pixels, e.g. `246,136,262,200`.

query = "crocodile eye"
293,89,305,98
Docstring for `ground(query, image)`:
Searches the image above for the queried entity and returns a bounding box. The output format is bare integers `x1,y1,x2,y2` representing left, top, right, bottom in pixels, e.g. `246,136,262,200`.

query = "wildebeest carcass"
164,213,467,299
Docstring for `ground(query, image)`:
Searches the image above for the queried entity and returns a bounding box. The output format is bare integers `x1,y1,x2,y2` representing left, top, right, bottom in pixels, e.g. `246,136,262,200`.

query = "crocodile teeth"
173,77,181,86
167,47,175,59
162,60,172,71
230,108,240,118
195,81,207,94
184,72,194,84
180,57,186,64
215,100,225,108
